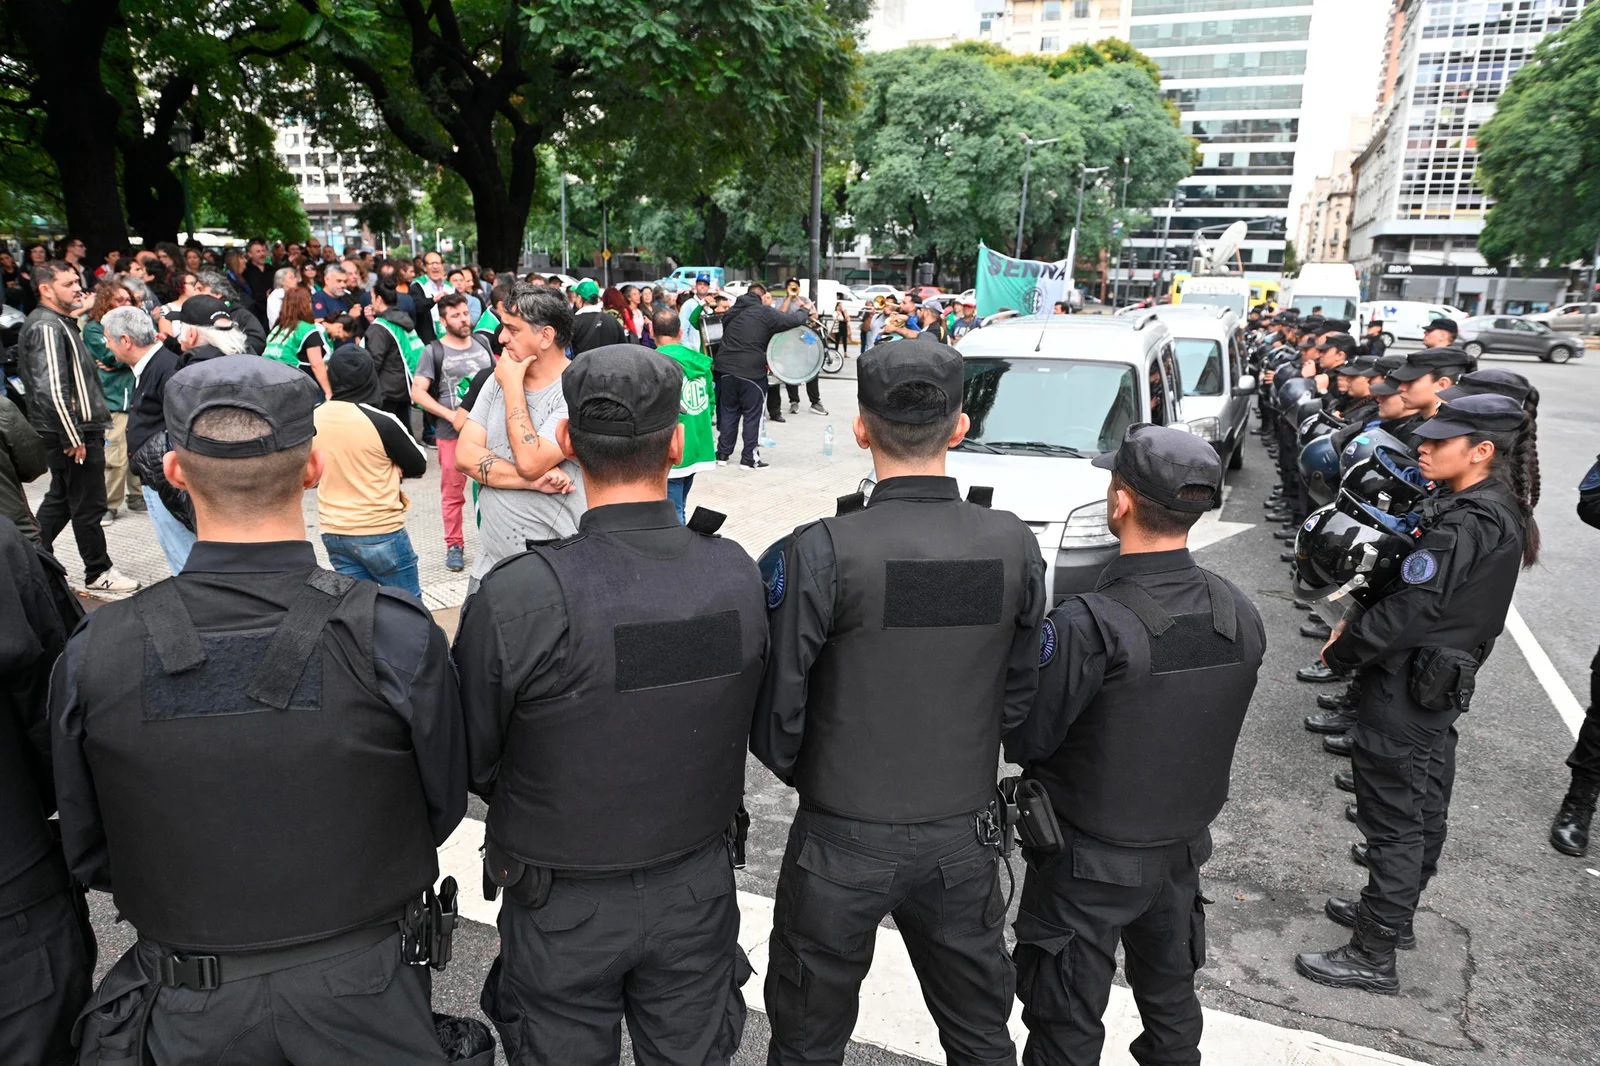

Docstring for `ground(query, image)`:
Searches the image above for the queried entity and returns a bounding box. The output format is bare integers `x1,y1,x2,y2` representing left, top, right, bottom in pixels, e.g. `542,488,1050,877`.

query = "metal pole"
560,174,569,272
1586,231,1600,336
1159,198,1174,300
809,98,823,304
602,202,609,288
1114,155,1130,308
1015,141,1034,257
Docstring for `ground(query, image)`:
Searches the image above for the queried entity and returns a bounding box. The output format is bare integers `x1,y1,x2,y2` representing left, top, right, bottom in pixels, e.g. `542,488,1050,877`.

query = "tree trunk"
12,0,127,261
121,138,187,245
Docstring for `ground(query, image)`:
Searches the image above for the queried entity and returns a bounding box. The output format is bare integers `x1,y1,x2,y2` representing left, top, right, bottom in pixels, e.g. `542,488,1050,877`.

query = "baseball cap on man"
858,337,963,425
1388,346,1473,381
563,344,683,437
175,295,234,329
164,354,319,457
1424,318,1459,337
695,272,712,284
1092,423,1221,512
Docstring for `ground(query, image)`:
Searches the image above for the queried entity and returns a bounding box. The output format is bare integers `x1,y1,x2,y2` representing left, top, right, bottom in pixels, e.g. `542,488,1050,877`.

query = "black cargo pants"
0,887,95,1066
764,806,1014,1066
76,930,442,1066
1351,664,1460,929
1563,645,1600,785
1013,827,1210,1066
483,839,751,1066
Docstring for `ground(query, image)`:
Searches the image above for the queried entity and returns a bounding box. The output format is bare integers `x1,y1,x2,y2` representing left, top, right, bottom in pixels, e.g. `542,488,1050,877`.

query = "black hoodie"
364,309,418,408
714,291,810,381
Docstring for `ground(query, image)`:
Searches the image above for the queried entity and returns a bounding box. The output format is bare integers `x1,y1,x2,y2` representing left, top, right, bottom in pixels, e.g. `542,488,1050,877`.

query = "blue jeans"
321,529,422,598
666,475,695,524
142,485,197,575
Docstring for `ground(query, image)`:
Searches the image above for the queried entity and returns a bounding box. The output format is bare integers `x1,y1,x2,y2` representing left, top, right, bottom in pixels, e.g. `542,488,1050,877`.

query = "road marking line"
1505,604,1584,738
438,817,1425,1065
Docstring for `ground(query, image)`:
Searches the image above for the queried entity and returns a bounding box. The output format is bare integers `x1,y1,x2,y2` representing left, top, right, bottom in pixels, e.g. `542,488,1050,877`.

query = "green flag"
974,242,1071,319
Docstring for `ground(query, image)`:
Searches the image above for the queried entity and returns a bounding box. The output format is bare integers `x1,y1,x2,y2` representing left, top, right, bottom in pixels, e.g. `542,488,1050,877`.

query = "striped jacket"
18,305,109,448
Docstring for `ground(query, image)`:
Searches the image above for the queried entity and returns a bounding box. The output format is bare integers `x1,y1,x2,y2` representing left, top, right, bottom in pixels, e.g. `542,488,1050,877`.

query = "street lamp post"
1015,133,1060,257
1158,192,1184,300
1072,165,1109,294
169,123,195,240
1114,155,1130,308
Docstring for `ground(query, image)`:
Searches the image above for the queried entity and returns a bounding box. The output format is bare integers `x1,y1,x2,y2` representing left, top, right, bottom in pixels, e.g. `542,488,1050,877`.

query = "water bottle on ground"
823,423,834,457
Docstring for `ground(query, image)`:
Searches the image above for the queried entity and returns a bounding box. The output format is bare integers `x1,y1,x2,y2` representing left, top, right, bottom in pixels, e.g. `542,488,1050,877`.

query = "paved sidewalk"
26,374,865,609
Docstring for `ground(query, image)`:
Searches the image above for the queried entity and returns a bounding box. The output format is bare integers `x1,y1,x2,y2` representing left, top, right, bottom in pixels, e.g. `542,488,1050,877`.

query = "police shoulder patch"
1401,549,1438,585
1039,618,1058,667
759,545,787,610
1581,461,1600,492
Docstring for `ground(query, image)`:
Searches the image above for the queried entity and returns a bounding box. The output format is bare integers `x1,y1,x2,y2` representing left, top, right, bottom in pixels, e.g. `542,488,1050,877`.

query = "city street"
43,348,1600,1065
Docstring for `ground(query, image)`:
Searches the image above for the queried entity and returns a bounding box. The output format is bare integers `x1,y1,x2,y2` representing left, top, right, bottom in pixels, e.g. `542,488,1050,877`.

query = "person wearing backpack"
364,281,424,435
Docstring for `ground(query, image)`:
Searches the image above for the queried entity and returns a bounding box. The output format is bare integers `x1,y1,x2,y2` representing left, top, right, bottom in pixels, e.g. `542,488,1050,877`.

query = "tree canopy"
1478,3,1600,266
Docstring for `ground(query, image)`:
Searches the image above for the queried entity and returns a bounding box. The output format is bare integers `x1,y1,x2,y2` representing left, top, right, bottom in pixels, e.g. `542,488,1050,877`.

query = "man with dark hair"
714,281,811,469
475,280,513,357
1004,423,1265,1066
194,268,266,354
455,283,584,590
241,238,273,322
455,343,765,1066
413,291,495,572
54,354,467,1064
364,281,424,431
1421,317,1458,349
754,337,1047,1066
17,260,139,593
1360,318,1388,359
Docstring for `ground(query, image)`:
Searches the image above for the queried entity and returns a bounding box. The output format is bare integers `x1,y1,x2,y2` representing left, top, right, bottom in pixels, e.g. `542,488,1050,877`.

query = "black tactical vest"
77,570,439,952
488,528,766,872
1038,569,1264,846
1410,482,1524,662
796,493,1032,822
0,706,62,916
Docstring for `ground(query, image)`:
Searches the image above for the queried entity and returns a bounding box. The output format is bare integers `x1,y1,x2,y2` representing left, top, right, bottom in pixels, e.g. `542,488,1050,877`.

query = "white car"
864,313,1188,603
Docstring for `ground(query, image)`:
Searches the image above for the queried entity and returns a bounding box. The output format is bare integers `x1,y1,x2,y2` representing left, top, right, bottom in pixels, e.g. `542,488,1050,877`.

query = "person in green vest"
473,281,509,358
263,286,331,398
650,307,716,523
364,282,424,434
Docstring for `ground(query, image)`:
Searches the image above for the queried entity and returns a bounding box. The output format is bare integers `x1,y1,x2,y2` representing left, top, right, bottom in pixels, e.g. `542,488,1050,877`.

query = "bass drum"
767,326,825,385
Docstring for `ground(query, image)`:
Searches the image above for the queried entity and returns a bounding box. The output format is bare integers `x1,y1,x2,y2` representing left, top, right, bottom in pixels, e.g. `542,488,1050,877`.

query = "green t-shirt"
655,342,716,477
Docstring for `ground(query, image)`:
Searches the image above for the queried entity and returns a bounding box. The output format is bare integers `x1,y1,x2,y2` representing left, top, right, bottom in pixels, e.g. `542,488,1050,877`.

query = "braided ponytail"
1471,417,1540,568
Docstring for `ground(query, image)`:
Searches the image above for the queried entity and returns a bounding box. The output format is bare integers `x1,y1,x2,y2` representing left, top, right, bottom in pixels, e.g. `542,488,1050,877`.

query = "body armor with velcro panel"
77,569,439,952
487,528,766,872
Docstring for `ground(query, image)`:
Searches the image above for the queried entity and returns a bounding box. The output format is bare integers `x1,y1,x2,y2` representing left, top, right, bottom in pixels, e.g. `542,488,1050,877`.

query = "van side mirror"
1233,374,1257,396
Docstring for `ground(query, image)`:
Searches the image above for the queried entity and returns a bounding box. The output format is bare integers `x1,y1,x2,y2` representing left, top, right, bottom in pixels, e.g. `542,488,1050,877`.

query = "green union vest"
371,316,425,377
263,322,324,371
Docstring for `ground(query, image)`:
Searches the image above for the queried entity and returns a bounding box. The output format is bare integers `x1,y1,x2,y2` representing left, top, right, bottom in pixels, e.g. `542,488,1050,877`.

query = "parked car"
652,266,726,293
860,313,1187,602
1459,315,1583,364
1525,302,1600,334
1150,304,1256,472
855,284,904,304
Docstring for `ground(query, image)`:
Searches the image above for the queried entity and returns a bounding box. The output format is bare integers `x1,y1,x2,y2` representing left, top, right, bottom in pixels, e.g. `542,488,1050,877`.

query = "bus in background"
1282,263,1361,322
1170,273,1281,311
1171,274,1252,316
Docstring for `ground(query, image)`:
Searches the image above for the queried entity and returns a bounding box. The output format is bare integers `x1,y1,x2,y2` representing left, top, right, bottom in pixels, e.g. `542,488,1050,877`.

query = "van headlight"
1185,417,1221,442
1061,500,1117,549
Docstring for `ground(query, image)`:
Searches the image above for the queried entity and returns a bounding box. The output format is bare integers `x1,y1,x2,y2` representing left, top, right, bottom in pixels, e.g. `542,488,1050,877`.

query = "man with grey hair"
194,268,266,354
102,304,198,573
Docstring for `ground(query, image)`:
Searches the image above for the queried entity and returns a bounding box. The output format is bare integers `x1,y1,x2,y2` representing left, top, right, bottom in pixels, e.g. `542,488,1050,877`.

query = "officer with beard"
53,355,467,1063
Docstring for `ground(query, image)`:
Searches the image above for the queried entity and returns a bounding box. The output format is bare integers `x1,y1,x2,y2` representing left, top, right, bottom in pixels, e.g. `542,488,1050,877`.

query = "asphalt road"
80,345,1599,1065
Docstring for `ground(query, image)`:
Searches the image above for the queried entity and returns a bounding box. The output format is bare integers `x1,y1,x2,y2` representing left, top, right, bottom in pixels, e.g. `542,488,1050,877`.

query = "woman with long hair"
264,285,332,398
1296,392,1538,996
82,281,140,520
601,286,632,340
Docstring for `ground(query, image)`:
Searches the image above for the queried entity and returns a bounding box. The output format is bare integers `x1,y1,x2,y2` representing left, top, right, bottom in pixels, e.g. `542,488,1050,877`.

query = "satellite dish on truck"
1194,221,1248,276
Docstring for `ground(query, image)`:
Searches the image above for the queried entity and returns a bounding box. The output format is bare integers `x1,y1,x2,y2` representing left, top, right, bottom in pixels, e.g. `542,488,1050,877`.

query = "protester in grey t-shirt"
466,376,586,580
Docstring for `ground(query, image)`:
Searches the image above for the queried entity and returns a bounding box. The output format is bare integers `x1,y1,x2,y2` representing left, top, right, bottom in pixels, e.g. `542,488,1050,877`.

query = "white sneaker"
100,510,117,527
716,459,728,467
86,567,141,594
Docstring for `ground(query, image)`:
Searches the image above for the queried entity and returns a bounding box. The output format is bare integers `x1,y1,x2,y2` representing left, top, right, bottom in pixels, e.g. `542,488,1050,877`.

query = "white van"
1284,263,1361,322
1150,304,1256,473
1360,300,1470,345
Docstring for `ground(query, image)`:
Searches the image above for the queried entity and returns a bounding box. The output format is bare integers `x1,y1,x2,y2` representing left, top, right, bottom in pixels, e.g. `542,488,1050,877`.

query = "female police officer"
1295,392,1538,994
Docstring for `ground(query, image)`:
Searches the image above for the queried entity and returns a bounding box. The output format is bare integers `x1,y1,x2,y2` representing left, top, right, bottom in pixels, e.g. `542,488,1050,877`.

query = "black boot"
1295,905,1401,995
1550,780,1599,857
1324,897,1416,950
1335,769,1355,793
1324,733,1354,757
1304,706,1356,734
1301,619,1333,640
1317,688,1356,712
1350,841,1369,866
1345,801,1359,824
1298,661,1340,683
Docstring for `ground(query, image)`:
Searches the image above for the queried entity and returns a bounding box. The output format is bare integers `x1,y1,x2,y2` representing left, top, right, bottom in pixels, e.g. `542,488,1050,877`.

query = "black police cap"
1437,368,1533,406
563,344,683,437
858,335,962,425
165,354,319,458
1092,423,1221,513
1389,345,1472,381
1412,393,1527,440
1424,318,1459,336
1317,333,1359,355
1337,355,1381,376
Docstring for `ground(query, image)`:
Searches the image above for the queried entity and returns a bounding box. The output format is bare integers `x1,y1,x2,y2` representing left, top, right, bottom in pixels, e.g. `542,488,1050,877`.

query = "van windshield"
960,358,1140,455
1290,296,1359,319
1183,292,1247,316
1174,339,1224,396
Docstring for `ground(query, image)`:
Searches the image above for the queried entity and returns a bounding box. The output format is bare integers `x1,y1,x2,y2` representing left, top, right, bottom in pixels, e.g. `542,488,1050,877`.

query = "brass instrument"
884,312,908,332
787,280,801,297
872,294,888,310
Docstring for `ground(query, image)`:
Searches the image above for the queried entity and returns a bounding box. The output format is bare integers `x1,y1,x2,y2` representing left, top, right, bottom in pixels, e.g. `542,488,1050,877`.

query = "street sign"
440,237,454,252
602,248,612,261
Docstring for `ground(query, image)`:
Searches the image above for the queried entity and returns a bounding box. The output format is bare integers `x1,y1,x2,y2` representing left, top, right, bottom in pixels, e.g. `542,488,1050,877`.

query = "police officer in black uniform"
454,343,766,1066
0,516,94,1066
754,336,1046,1066
1297,394,1538,994
1359,318,1388,359
1553,449,1600,856
1004,424,1265,1066
53,355,468,1063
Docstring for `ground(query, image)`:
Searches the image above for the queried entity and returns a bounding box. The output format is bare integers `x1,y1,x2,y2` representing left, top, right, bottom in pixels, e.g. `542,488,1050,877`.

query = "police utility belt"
1410,643,1487,714
153,880,459,992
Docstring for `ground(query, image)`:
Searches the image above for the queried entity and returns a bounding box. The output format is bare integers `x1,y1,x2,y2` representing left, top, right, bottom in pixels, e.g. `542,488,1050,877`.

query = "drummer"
714,283,813,470
769,278,828,421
